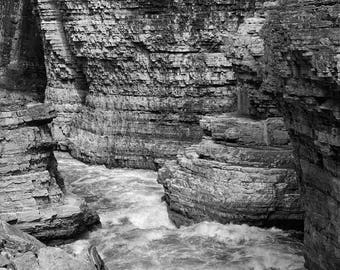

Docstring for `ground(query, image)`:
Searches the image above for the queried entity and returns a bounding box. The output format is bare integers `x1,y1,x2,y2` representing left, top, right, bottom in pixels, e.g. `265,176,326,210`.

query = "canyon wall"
263,0,340,269
34,0,303,234
1,1,339,269
0,0,98,240
152,1,302,229
36,0,277,169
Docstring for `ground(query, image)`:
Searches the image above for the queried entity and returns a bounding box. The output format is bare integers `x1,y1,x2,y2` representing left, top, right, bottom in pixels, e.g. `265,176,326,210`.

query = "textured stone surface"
2,1,339,269
0,0,46,102
33,0,303,232
0,221,104,270
159,115,303,229
0,0,99,241
262,0,340,269
34,0,281,169
148,1,303,230
0,94,99,240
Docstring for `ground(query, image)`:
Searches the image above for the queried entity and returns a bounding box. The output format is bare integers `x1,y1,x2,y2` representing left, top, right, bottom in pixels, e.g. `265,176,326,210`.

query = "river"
56,152,305,270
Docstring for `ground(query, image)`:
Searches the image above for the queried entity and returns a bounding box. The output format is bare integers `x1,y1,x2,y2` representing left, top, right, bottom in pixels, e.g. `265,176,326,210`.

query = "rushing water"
56,153,305,270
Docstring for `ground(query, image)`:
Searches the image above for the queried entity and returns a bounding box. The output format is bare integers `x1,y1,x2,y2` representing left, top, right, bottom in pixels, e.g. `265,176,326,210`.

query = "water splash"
56,153,305,270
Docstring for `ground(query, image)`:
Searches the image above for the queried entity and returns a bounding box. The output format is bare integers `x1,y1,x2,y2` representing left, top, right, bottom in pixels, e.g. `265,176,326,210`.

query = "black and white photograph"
0,0,339,269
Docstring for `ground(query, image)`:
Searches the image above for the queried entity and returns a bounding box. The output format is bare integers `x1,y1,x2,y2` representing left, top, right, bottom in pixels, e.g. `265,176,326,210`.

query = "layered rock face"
263,0,340,269
34,0,282,169
157,2,303,229
0,0,98,240
159,113,302,229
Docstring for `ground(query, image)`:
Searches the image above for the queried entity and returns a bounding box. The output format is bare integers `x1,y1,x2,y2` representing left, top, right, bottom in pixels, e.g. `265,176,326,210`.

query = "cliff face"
263,0,340,269
33,0,303,234
0,0,99,240
1,1,339,269
35,0,277,169
155,1,303,229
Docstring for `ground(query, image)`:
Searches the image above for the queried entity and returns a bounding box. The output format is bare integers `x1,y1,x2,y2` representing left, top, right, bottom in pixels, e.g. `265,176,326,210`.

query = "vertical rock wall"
0,0,46,101
34,0,303,233
263,0,340,269
157,1,303,229
0,0,98,240
35,0,279,169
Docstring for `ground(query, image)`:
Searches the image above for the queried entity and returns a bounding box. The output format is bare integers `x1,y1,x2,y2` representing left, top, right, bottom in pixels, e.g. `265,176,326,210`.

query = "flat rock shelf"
55,152,305,270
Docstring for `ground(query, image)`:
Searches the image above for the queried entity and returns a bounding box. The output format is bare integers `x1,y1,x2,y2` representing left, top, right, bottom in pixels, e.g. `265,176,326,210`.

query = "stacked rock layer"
34,0,304,243
154,1,303,229
0,0,99,240
159,114,303,229
35,0,280,169
263,0,340,269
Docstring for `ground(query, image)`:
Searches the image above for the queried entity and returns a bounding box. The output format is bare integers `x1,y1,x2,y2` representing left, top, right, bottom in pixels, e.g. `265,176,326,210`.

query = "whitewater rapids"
56,153,305,270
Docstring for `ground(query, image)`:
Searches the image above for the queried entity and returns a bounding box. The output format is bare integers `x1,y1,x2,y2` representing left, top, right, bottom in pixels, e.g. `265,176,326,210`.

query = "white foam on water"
57,153,305,270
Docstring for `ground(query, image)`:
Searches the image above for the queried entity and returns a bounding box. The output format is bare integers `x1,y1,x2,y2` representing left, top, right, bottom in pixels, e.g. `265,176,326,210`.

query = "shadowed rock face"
0,0,99,241
0,0,46,101
262,0,340,269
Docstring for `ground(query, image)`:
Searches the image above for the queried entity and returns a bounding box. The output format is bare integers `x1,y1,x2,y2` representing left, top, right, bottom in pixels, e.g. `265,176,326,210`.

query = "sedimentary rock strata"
154,1,303,230
263,0,340,269
0,92,99,240
34,0,279,169
1,1,339,269
159,114,303,229
0,0,99,240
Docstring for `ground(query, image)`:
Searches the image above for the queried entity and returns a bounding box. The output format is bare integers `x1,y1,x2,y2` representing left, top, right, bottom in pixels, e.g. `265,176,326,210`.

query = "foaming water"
56,153,305,270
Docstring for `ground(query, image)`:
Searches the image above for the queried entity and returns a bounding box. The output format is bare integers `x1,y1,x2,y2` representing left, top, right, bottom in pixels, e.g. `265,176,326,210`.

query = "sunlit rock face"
0,0,99,240
34,0,281,169
262,0,340,269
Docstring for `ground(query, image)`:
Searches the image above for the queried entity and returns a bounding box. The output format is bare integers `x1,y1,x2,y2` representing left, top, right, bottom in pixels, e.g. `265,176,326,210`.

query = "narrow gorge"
0,0,339,270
